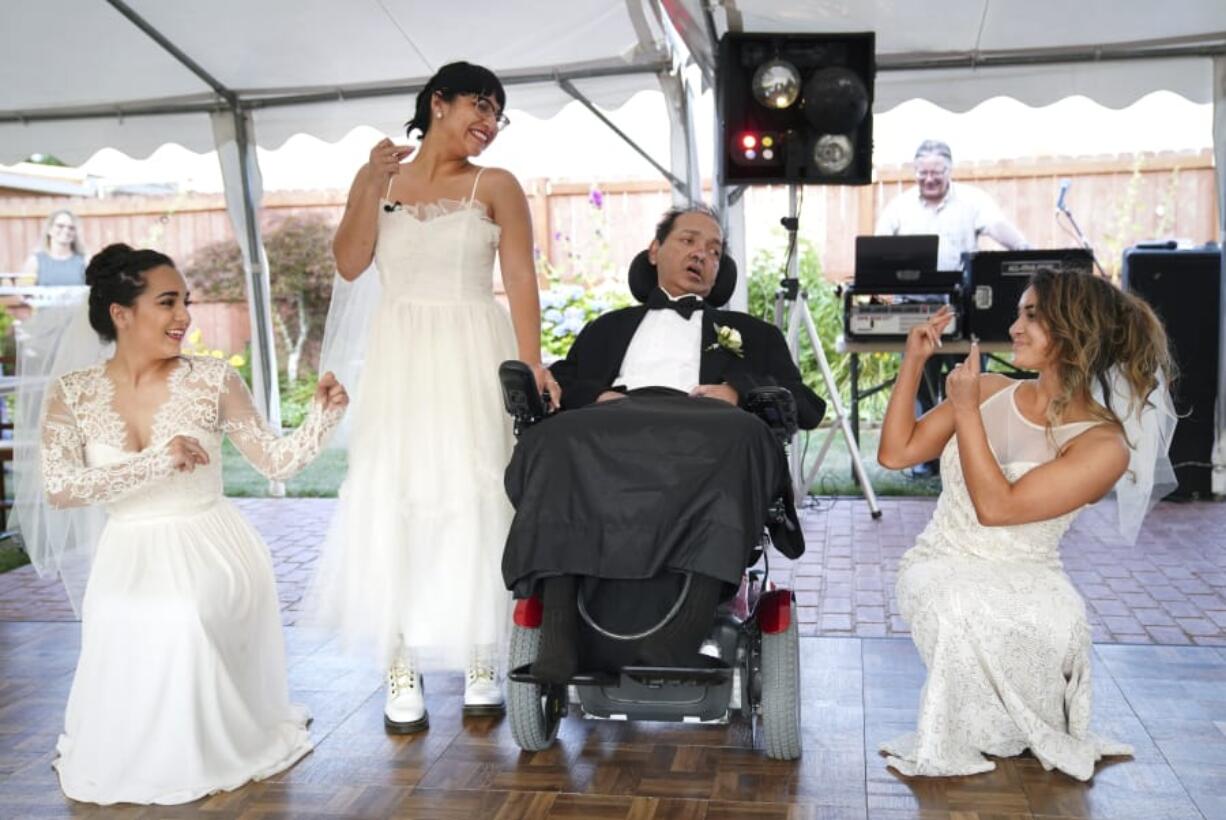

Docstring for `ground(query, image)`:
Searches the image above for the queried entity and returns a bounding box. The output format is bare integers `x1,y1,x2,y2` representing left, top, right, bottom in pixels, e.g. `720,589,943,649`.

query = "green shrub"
746,236,900,423
539,282,632,360
536,187,632,359
278,370,318,428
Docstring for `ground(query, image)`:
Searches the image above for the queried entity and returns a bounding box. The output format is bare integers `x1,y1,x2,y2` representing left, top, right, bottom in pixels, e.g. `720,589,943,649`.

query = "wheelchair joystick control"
499,360,550,436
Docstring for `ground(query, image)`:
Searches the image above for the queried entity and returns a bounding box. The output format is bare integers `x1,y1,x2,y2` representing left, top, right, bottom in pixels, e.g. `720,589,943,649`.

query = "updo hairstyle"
85,243,174,341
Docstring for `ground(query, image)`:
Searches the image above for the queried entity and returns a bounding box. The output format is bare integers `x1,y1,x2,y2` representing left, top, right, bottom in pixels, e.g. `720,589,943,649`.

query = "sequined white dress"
41,356,341,805
880,381,1133,781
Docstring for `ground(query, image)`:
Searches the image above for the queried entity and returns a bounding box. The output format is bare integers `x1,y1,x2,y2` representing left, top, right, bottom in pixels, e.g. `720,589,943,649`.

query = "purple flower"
588,189,604,210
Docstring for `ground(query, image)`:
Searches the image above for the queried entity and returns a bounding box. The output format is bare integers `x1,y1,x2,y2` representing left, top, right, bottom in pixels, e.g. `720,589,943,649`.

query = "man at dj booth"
876,138,1030,476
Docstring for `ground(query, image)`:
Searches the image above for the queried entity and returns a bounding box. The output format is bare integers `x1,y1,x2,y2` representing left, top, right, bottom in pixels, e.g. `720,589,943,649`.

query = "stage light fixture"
813,134,854,175
752,59,801,109
718,32,875,186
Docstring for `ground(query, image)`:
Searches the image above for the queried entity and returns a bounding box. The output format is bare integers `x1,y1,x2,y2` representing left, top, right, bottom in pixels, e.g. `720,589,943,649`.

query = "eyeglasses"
467,94,510,130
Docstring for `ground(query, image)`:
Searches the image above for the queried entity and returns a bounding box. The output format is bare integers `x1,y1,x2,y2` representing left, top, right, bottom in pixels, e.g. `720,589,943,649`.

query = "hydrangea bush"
537,187,631,360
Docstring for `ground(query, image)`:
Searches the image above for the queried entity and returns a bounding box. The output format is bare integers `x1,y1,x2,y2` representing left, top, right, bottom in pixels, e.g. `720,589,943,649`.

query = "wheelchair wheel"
507,623,567,752
759,595,802,760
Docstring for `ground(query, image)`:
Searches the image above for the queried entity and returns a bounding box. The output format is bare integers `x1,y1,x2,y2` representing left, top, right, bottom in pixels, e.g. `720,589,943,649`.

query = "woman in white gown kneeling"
876,268,1175,781
38,243,348,805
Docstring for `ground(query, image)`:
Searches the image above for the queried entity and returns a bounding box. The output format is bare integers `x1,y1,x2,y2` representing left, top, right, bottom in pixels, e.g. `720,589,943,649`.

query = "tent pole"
210,109,284,496
231,108,281,432
556,76,688,197
1212,56,1225,494
658,68,702,205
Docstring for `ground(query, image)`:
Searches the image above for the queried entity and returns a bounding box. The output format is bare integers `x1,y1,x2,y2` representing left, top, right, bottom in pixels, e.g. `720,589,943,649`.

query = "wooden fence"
0,149,1217,356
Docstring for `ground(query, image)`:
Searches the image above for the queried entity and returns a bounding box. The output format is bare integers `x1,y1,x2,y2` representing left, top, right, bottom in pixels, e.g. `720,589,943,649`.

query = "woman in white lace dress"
312,61,559,733
876,268,1174,781
41,244,347,804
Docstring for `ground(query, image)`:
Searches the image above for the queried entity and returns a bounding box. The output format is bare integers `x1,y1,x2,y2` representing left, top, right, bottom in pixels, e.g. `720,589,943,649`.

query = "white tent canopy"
3,0,676,442
666,0,1224,110
2,0,670,162
3,0,1225,491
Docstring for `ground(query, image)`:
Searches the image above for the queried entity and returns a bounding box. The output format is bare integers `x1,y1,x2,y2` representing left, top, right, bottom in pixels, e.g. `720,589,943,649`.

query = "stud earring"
435,111,442,119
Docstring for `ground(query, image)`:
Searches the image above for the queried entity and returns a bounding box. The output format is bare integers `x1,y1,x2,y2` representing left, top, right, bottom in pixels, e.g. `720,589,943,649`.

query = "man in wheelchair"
501,204,826,686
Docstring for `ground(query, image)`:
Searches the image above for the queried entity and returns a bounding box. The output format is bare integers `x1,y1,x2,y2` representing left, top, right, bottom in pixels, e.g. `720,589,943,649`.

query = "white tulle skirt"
309,297,516,671
54,499,311,805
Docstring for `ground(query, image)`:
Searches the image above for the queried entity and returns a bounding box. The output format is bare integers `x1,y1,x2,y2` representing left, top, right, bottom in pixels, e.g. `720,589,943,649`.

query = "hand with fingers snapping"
903,304,955,362
367,137,415,186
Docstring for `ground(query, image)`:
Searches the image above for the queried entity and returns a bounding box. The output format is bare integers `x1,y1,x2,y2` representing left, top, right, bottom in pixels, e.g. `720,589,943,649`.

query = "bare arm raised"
333,138,414,280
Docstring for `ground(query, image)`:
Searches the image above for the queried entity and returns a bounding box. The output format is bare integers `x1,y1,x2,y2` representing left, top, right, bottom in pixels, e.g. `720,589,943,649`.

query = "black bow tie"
646,288,704,320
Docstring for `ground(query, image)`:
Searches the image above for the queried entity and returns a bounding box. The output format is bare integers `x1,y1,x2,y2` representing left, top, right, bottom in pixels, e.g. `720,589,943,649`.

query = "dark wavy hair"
404,61,506,139
1027,267,1175,436
85,243,175,342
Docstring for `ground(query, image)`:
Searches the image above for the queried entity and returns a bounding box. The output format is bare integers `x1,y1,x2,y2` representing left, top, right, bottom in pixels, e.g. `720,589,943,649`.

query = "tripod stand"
773,185,882,519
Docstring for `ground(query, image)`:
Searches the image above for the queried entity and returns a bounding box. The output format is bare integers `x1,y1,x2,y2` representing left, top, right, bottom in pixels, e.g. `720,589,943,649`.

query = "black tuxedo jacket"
550,303,826,430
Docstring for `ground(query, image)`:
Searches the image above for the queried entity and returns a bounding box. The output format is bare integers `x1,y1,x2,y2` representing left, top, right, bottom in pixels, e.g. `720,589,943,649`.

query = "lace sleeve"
218,365,342,481
40,380,177,509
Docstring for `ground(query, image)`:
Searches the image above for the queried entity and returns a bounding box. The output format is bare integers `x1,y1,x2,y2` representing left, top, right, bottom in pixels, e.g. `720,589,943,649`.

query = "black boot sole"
384,713,429,734
462,702,507,717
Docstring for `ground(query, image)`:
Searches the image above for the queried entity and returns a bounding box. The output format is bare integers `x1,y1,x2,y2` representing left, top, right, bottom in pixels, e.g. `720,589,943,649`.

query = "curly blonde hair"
1028,268,1175,437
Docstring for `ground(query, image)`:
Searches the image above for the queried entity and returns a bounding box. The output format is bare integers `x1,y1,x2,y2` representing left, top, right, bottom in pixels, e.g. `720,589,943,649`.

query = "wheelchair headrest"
628,249,738,308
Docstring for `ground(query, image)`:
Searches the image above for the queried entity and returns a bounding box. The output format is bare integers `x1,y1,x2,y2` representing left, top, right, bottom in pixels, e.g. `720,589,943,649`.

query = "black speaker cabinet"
1122,246,1223,499
961,249,1093,342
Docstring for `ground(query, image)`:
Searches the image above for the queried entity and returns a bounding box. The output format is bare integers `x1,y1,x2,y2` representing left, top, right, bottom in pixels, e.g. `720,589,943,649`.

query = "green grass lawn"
219,423,935,499
0,540,29,573
797,424,942,497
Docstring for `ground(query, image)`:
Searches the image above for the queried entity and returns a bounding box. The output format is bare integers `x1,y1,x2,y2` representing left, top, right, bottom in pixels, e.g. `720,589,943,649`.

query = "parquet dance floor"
2,621,1223,819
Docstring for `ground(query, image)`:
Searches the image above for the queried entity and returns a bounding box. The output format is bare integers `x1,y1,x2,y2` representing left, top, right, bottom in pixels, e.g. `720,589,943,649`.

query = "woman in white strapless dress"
875,268,1176,781
39,243,348,804
309,61,558,733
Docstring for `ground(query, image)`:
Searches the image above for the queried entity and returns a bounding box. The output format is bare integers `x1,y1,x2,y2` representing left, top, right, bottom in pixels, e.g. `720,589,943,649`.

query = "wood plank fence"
0,149,1216,357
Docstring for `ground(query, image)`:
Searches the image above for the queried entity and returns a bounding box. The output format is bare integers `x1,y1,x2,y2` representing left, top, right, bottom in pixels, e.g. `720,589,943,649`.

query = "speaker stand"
773,185,881,519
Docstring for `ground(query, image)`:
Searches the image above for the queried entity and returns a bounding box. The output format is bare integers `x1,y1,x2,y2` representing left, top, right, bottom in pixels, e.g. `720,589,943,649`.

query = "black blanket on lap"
502,391,798,598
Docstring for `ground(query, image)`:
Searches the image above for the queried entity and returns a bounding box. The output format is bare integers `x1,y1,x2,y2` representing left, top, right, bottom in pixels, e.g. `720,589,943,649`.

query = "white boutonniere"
707,324,744,358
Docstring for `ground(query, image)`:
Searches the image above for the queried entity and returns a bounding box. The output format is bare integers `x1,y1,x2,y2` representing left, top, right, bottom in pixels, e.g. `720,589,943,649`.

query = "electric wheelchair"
497,251,807,760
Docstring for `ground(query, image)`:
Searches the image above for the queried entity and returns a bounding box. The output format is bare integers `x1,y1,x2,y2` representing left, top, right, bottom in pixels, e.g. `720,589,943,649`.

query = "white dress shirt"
876,183,1017,271
614,290,703,392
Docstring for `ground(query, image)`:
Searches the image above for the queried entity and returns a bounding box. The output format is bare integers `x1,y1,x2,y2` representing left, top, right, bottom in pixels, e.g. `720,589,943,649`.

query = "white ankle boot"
463,647,505,716
384,653,428,733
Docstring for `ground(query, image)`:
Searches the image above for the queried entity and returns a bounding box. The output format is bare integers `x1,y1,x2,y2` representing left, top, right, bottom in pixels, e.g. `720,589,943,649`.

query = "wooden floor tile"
2,626,1222,819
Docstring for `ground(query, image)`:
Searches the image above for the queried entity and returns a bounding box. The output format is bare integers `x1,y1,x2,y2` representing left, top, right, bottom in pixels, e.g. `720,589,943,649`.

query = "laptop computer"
854,234,950,288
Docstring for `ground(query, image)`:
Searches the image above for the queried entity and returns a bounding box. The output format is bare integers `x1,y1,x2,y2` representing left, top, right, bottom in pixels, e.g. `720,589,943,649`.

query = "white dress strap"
979,379,1021,410
467,167,486,205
